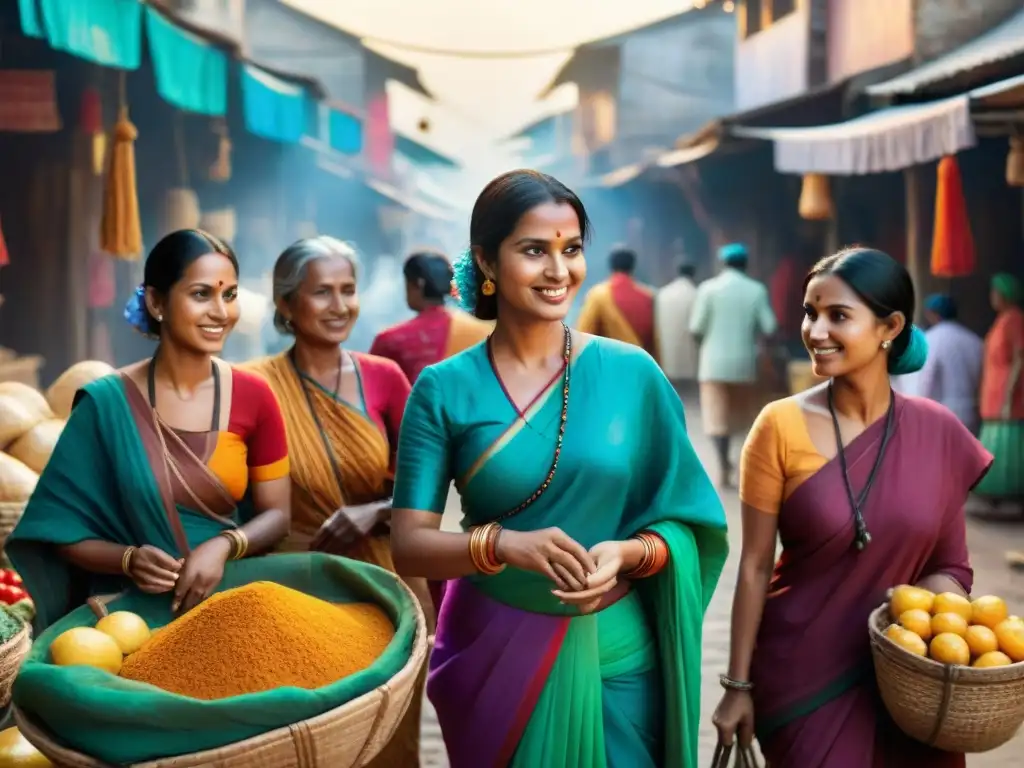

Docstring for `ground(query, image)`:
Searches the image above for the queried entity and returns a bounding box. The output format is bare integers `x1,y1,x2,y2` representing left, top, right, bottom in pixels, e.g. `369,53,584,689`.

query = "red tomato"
0,585,17,605
6,587,25,603
6,572,21,587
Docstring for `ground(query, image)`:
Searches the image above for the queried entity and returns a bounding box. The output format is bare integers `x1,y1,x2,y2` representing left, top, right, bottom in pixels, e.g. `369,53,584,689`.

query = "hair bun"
888,324,928,375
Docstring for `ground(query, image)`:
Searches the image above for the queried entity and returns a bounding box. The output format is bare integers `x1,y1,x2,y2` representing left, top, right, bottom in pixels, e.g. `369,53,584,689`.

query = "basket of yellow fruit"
868,586,1024,753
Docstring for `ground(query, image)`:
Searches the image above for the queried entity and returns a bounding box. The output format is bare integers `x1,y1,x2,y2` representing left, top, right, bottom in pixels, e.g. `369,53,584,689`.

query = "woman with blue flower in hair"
389,169,729,768
8,229,291,632
713,247,992,767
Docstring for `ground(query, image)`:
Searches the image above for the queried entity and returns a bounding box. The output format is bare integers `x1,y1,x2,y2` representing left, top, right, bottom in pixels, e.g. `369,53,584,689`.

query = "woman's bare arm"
58,540,134,575
727,505,779,682
390,509,478,580
243,476,291,554
916,573,968,597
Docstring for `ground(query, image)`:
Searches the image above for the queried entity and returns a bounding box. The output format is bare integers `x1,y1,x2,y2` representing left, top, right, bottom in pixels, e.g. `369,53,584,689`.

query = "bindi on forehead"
555,230,561,238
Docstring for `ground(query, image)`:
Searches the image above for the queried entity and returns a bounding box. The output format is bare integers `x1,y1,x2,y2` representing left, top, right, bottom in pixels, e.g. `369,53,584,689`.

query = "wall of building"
826,0,914,83
913,0,1023,62
736,3,810,112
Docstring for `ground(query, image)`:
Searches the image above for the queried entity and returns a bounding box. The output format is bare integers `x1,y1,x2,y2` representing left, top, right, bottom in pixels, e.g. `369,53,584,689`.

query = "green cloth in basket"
13,552,417,764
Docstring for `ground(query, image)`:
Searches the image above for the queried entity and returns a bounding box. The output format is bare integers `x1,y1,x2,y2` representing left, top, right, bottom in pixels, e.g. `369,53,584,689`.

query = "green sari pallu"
7,376,416,764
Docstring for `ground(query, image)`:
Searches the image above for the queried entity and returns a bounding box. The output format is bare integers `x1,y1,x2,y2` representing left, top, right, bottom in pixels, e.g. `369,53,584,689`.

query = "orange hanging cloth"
100,106,142,259
929,155,976,278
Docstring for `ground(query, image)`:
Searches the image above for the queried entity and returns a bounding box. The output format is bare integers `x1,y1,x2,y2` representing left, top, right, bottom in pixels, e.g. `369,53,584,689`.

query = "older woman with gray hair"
244,236,425,766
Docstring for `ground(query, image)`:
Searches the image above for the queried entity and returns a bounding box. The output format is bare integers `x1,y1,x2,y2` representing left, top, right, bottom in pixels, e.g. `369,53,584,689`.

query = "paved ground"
417,397,1024,767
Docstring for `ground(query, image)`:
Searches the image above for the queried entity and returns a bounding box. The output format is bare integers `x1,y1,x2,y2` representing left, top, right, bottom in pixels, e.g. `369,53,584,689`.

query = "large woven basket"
868,604,1024,752
0,623,30,707
15,580,429,768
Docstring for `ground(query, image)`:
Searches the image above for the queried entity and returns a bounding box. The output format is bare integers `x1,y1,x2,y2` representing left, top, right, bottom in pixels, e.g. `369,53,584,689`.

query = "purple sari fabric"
751,395,992,768
427,578,569,768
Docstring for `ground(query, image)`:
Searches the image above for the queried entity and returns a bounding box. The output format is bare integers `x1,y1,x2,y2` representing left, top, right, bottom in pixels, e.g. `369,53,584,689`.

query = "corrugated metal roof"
867,8,1024,97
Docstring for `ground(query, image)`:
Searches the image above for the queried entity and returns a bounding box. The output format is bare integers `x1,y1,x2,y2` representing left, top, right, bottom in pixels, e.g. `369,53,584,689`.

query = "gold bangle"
625,533,655,579
469,523,504,575
233,528,249,560
219,529,248,561
122,546,136,577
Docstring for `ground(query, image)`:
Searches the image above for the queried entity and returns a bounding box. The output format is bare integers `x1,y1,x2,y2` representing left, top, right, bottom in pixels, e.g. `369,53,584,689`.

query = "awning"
327,107,363,155
145,6,227,116
20,0,143,70
656,136,720,167
867,8,1024,98
731,97,973,175
734,72,1024,175
241,64,308,144
365,177,457,222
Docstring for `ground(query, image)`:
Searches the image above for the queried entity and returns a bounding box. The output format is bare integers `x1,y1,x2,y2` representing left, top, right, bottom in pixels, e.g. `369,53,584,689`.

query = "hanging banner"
242,65,308,144
24,0,143,70
145,6,227,116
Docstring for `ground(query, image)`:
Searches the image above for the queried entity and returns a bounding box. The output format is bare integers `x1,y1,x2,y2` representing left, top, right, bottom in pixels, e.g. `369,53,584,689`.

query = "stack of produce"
0,725,52,767
885,586,1024,666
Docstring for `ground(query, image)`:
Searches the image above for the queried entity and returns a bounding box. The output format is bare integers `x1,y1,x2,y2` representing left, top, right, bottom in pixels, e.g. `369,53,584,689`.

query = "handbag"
711,741,762,768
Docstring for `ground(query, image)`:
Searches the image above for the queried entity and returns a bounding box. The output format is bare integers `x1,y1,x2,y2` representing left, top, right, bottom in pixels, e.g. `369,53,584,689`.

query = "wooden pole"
904,166,925,325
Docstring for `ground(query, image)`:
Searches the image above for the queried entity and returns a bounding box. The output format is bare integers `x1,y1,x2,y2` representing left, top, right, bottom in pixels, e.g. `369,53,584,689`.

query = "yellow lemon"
994,618,1024,662
932,593,972,622
884,624,927,656
930,633,971,665
931,612,968,638
972,651,1013,668
890,585,935,619
898,609,933,641
964,624,999,657
0,726,53,766
49,627,123,674
95,611,151,655
969,595,1009,629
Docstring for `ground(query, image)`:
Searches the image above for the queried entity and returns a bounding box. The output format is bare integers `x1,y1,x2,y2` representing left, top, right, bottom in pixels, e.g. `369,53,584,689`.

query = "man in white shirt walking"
690,243,777,487
655,262,699,388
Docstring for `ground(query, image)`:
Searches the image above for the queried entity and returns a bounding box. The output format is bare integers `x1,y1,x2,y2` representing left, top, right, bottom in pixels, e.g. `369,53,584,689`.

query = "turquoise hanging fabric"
241,65,308,144
31,0,142,69
145,6,227,116
329,108,363,155
18,0,44,38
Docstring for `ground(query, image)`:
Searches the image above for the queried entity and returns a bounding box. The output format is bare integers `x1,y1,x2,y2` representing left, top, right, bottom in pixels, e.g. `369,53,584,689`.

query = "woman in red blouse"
370,250,492,384
9,229,292,631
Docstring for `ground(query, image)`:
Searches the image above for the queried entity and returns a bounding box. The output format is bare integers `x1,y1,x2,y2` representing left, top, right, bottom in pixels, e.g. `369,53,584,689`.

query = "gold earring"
481,278,496,296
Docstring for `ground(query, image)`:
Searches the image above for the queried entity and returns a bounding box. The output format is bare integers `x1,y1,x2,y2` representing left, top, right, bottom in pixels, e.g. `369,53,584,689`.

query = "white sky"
283,0,696,174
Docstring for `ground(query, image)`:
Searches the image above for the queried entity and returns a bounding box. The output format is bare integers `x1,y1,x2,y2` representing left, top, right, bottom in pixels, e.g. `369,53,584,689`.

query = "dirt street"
417,398,1024,767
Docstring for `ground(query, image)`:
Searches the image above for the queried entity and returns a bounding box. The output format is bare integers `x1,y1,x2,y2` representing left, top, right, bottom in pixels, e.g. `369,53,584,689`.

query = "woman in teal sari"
8,229,291,632
390,170,729,767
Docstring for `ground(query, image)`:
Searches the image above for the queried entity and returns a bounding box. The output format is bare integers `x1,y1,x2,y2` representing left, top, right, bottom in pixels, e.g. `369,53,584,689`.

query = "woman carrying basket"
8,230,292,632
390,169,729,768
713,248,992,767
243,236,427,767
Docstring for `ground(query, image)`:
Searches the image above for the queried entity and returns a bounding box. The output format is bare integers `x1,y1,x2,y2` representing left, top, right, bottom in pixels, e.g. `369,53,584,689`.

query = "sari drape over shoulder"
8,375,245,632
244,351,422,768
748,395,992,767
393,338,728,767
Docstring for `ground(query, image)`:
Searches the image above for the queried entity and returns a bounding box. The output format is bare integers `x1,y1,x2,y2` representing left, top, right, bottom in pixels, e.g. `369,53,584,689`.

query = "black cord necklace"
827,383,896,551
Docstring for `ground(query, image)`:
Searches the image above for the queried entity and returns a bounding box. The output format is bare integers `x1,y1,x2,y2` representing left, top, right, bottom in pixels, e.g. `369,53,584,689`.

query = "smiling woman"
8,228,293,632
390,170,728,768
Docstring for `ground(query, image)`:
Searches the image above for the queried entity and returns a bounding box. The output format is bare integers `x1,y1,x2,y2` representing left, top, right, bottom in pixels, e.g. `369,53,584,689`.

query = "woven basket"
0,501,26,555
0,624,30,708
868,604,1024,752
15,580,429,768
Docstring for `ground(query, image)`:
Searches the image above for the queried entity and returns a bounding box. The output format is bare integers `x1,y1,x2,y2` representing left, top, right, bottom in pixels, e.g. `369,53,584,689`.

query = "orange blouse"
740,398,828,515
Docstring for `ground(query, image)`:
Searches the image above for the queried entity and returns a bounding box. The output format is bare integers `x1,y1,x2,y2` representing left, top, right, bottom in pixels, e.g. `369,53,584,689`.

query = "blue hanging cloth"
145,6,227,116
328,108,363,155
241,65,308,144
29,0,142,69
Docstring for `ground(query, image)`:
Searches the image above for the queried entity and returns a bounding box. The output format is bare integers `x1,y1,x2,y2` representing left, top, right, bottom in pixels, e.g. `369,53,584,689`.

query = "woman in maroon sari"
713,247,993,767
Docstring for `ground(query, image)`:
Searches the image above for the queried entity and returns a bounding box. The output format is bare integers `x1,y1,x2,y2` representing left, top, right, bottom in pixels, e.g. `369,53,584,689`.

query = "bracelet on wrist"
219,528,248,561
121,546,137,577
719,674,754,692
623,531,669,579
469,522,505,576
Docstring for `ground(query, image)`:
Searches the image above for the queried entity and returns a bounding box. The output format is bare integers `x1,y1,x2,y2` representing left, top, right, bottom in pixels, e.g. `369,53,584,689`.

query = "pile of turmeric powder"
119,581,394,700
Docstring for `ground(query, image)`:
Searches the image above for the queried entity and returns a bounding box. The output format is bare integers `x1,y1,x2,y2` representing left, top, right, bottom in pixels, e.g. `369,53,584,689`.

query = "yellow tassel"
91,133,106,177
209,134,232,182
100,108,142,259
1006,137,1024,187
798,173,833,221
